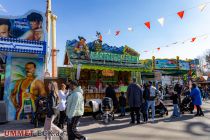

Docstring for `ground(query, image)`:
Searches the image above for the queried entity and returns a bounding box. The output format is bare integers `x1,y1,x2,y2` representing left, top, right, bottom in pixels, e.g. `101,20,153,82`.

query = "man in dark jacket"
127,77,143,124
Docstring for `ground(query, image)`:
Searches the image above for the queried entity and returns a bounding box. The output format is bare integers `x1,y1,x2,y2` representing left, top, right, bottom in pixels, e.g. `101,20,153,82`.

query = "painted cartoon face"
0,24,9,37
25,64,36,77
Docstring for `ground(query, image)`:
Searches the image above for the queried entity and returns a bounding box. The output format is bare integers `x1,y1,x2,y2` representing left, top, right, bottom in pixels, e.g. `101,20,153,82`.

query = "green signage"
90,52,138,63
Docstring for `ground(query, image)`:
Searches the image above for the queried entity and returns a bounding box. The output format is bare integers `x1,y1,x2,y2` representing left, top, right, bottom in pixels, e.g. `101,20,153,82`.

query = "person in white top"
58,83,68,129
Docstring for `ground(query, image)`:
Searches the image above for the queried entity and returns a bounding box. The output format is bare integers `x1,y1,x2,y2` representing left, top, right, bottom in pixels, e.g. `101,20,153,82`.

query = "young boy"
119,92,126,116
170,89,181,118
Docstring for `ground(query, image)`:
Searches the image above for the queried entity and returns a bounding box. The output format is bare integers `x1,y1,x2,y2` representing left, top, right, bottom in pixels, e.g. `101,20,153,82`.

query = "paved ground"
0,100,210,140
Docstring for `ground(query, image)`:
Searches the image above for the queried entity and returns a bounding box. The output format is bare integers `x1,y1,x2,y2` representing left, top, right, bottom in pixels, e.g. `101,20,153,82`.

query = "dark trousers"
58,111,66,129
120,106,126,115
67,116,85,140
143,113,148,122
196,105,204,115
130,107,140,123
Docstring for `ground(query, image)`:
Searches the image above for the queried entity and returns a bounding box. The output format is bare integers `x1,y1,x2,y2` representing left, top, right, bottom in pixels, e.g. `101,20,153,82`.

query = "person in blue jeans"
170,87,180,118
146,81,159,123
119,92,126,117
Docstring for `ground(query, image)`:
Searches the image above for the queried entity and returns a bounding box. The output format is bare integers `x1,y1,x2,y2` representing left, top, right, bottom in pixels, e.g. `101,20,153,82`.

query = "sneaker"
136,121,140,124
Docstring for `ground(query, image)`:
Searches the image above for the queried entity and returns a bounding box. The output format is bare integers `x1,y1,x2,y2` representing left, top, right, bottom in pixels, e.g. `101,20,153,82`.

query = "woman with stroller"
105,84,118,120
190,83,204,117
44,81,64,140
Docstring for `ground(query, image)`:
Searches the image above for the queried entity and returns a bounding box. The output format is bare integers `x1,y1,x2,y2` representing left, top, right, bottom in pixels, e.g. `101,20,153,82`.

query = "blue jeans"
147,100,155,121
172,104,180,117
120,107,125,115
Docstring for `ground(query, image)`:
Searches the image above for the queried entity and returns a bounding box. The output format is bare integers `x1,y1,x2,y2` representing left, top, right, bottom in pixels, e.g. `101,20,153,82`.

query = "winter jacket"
105,86,118,108
190,87,202,105
66,86,84,119
46,91,58,118
127,83,143,108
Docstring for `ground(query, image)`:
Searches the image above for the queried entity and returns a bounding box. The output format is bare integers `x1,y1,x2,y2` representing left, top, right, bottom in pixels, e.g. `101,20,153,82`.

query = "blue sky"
1,0,210,73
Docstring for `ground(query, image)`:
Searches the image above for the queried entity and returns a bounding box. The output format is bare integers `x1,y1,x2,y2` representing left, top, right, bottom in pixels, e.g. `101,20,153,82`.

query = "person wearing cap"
66,80,87,140
127,77,143,124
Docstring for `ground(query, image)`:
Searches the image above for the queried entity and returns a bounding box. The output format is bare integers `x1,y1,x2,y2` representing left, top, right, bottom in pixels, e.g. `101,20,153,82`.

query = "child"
119,92,126,116
141,101,148,123
170,89,181,118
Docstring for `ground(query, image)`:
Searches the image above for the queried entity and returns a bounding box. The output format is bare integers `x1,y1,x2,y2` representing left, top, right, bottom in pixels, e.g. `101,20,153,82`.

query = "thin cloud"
0,4,8,13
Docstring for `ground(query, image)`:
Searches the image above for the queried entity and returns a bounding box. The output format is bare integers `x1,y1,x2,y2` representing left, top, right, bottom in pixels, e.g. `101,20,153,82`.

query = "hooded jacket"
66,86,84,119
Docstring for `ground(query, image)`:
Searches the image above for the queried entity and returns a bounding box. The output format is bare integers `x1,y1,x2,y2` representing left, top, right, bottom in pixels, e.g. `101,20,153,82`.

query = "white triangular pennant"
157,17,164,27
128,27,133,32
198,4,207,12
107,29,111,35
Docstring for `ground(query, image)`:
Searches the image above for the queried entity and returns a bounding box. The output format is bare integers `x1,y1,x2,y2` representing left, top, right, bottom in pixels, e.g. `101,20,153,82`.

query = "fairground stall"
0,10,47,121
61,36,147,102
141,56,196,86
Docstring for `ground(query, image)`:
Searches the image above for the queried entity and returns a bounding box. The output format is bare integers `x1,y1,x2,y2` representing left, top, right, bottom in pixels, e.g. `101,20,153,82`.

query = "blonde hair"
49,81,59,97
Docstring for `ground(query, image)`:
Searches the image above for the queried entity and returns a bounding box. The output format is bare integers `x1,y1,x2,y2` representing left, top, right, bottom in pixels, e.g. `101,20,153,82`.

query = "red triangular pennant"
115,31,120,36
191,37,196,42
144,21,150,29
177,11,184,19
157,47,160,51
99,35,103,41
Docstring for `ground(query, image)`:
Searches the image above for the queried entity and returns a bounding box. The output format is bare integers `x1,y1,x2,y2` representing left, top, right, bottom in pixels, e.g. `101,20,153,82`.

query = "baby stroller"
33,97,48,128
148,99,168,118
101,97,114,124
180,95,194,114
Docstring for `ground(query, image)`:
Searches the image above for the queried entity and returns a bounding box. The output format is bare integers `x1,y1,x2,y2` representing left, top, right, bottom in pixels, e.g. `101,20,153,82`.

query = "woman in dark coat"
105,84,118,109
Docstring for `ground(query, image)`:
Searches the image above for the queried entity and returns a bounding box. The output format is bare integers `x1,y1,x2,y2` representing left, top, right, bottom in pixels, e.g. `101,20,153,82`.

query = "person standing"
170,88,181,118
127,77,143,124
66,80,86,140
118,92,126,117
58,83,68,129
190,83,204,117
146,81,159,123
44,81,64,140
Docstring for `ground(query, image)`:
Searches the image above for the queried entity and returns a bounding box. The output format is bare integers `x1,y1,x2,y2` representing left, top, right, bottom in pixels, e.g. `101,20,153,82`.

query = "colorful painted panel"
4,57,45,120
155,59,178,69
179,60,190,70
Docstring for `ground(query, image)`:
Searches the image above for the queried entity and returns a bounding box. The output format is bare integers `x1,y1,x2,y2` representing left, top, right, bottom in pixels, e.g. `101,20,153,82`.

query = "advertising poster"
155,59,177,70
0,10,46,41
4,57,45,120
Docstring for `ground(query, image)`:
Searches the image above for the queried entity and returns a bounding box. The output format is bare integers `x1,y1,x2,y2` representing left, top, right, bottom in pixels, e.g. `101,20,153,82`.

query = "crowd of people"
33,78,209,140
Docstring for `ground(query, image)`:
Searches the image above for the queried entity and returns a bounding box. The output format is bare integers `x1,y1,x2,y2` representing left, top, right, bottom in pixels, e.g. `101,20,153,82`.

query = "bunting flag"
99,35,103,41
144,21,151,29
191,37,196,42
157,17,165,27
157,47,160,51
107,29,111,35
198,4,207,12
177,11,184,19
128,27,133,32
115,31,120,36
144,50,148,52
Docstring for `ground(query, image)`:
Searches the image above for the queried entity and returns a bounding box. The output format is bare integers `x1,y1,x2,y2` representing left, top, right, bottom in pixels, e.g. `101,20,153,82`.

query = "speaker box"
0,101,8,123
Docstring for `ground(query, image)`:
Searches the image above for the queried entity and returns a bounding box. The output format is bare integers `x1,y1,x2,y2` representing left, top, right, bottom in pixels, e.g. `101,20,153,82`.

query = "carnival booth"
61,36,146,107
0,10,47,121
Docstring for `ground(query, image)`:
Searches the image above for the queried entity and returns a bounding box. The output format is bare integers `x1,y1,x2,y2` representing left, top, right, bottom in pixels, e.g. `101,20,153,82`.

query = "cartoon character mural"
74,36,90,59
93,31,102,52
4,57,46,120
